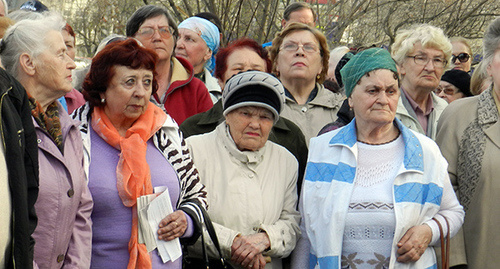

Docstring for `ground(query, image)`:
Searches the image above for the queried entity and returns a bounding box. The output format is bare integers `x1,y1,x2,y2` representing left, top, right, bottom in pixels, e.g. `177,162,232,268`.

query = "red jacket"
153,56,213,124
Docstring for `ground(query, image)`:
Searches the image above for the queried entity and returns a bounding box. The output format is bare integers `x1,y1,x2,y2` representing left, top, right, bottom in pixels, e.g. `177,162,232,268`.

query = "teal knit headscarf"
340,48,397,97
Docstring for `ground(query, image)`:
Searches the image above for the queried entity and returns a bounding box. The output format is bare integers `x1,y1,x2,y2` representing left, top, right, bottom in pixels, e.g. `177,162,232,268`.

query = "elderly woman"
449,37,472,73
0,14,93,268
71,38,207,268
175,16,221,103
180,37,308,194
186,71,301,269
292,48,464,269
436,17,500,268
435,69,472,103
126,5,213,125
269,22,344,143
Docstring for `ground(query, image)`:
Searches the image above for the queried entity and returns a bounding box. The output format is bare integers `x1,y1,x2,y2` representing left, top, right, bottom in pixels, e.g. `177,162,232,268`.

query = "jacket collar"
328,118,424,172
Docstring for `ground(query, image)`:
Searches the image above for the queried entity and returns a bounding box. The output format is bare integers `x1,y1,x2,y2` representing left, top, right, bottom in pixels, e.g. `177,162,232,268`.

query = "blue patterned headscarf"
340,48,397,97
178,17,220,73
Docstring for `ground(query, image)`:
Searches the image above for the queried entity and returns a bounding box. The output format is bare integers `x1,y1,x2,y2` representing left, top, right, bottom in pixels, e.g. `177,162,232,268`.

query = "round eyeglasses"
136,26,174,39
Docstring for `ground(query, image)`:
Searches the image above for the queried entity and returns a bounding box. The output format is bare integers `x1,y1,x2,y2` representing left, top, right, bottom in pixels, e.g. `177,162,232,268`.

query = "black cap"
441,69,472,97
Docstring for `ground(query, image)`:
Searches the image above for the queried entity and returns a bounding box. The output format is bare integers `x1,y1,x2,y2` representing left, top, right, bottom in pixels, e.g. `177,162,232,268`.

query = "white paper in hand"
147,189,182,263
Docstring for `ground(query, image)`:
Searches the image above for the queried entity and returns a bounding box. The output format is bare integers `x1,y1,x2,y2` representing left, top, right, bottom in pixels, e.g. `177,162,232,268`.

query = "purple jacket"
32,102,93,269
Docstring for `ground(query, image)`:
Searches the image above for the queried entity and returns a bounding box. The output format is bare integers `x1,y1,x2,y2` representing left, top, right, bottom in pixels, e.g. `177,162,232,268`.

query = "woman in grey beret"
186,71,300,269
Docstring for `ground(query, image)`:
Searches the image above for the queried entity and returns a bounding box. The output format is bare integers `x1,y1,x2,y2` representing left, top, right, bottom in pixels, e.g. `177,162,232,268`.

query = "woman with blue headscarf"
176,16,221,103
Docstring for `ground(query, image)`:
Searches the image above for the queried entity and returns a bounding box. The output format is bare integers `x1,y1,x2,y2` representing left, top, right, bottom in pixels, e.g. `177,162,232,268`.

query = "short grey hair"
482,17,500,68
7,10,44,21
391,24,452,68
0,12,65,79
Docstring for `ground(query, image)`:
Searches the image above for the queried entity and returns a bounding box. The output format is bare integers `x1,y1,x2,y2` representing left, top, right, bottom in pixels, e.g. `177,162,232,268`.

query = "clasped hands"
231,232,271,269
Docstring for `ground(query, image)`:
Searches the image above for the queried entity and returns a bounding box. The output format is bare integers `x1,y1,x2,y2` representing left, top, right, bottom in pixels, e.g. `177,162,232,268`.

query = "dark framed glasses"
451,53,470,63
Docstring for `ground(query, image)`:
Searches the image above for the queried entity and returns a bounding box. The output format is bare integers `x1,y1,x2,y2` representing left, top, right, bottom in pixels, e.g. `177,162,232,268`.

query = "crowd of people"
0,0,498,269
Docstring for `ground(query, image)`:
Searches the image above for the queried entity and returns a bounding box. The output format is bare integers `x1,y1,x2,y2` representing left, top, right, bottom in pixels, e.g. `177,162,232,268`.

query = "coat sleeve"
175,129,208,244
259,160,301,258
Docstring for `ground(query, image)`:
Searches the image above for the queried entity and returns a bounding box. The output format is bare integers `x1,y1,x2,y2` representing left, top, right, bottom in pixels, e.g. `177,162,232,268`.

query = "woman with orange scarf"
72,38,207,268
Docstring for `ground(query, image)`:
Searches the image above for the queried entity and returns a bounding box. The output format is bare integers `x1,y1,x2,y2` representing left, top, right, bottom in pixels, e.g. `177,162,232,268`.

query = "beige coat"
436,89,500,268
186,123,301,269
281,84,344,144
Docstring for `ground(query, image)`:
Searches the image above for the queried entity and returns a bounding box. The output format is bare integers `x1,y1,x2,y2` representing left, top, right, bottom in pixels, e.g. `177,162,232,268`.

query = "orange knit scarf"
91,103,167,268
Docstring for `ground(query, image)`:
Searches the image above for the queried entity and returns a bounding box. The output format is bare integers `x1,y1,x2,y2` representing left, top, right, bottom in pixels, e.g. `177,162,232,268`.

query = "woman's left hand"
157,210,187,241
396,224,432,263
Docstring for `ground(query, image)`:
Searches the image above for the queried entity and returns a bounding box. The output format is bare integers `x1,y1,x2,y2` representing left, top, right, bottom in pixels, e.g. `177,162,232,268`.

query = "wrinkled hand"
157,210,187,241
231,233,270,268
397,224,432,263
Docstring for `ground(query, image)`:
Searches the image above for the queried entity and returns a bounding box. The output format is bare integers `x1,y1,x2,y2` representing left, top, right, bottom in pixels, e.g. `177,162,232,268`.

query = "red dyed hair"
64,23,75,38
214,38,272,82
82,38,159,107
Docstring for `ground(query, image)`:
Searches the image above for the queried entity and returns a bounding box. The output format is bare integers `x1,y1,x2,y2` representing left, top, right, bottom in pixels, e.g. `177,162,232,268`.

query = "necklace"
357,129,401,145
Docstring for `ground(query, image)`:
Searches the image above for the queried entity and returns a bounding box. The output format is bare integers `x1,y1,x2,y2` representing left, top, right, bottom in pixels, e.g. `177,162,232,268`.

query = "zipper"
0,86,12,150
0,86,17,268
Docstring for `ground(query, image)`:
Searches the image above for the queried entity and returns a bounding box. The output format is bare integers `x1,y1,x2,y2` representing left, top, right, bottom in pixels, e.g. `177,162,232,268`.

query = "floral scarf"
91,103,167,269
28,94,63,152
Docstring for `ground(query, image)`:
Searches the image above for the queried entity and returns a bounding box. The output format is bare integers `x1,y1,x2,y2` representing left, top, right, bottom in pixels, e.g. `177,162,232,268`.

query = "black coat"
0,68,38,269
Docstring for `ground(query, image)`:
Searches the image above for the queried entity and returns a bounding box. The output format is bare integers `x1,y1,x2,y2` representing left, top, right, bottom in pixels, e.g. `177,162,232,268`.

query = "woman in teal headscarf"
175,16,221,103
291,48,464,269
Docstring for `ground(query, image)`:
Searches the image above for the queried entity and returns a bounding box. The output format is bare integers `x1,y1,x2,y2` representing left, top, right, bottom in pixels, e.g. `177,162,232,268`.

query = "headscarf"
340,48,397,97
178,17,220,73
91,102,167,269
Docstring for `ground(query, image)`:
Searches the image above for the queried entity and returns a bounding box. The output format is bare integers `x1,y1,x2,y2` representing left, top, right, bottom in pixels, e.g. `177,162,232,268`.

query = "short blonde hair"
269,22,329,84
450,36,472,55
470,60,490,95
391,24,452,68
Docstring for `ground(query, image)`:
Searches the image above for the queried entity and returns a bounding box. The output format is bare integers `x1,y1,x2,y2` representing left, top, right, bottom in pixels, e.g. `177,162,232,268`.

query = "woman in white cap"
186,71,300,269
176,16,221,103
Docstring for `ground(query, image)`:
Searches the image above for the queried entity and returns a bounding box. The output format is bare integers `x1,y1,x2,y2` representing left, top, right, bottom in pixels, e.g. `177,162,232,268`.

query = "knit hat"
340,48,397,97
222,71,285,123
441,69,472,97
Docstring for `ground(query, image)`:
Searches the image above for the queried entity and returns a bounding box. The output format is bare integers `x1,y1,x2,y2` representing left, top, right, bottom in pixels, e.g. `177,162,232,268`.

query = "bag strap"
432,217,450,269
201,206,228,268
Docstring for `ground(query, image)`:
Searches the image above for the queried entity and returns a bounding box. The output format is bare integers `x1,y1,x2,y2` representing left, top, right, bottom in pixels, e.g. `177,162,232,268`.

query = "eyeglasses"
136,26,174,39
434,86,457,95
406,55,447,68
451,53,470,63
280,42,319,54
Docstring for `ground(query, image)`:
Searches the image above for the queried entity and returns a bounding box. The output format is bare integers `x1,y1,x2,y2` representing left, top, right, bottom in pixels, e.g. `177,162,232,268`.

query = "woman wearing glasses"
449,37,472,73
435,69,472,103
126,5,213,125
269,23,344,143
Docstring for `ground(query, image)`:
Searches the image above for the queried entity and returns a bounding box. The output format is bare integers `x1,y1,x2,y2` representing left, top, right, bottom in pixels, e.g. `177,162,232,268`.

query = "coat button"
301,107,307,112
67,188,74,198
57,254,64,263
37,139,42,144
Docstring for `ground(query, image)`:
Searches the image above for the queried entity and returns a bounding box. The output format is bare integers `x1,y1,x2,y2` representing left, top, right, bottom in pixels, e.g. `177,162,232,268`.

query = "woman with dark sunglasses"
449,37,472,73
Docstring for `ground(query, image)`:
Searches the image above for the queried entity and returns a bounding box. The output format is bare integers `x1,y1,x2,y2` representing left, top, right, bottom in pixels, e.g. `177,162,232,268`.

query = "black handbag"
183,205,233,269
